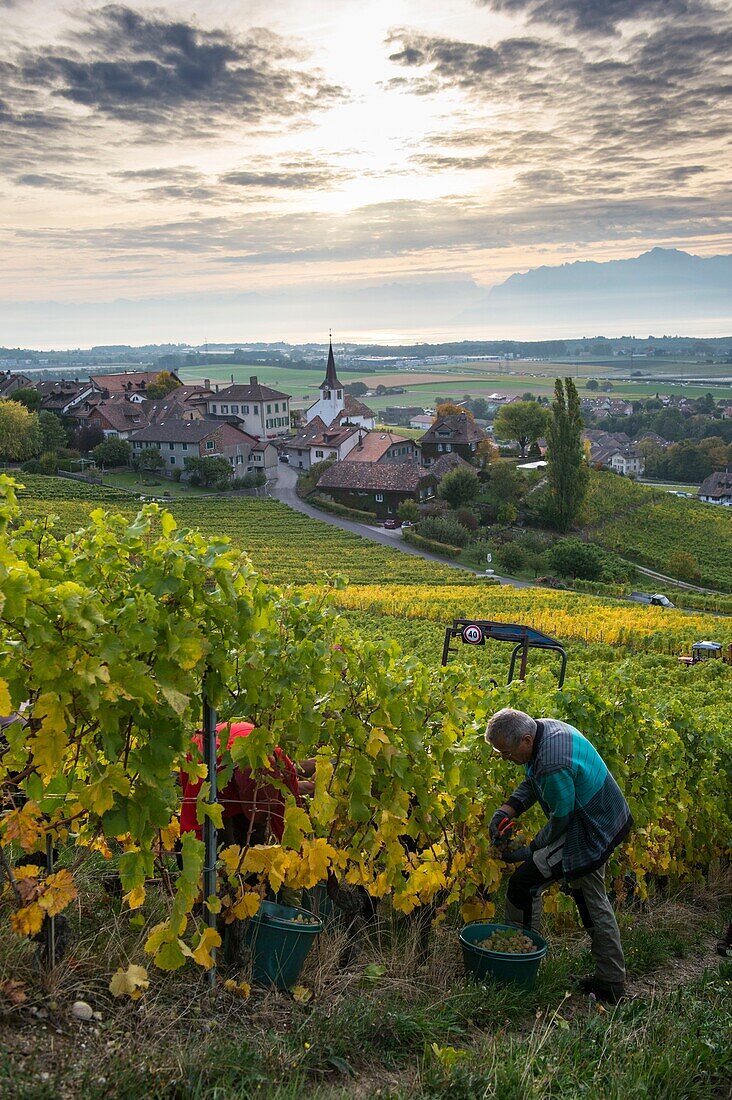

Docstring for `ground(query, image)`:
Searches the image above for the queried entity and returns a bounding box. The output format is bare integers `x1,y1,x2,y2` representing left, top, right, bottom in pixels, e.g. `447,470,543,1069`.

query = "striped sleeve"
506,777,537,815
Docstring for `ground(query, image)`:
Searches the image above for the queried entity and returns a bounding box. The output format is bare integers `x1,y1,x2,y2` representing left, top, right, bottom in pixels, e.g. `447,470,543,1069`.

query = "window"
243,405,249,414
170,456,175,465
206,441,214,451
267,404,272,414
337,390,342,399
181,443,187,451
324,390,330,400
221,405,229,414
169,443,175,450
438,443,444,452
253,405,258,413
210,404,217,413
231,405,239,413
274,403,279,413
375,493,384,502
446,444,452,452
315,449,324,458
236,454,243,465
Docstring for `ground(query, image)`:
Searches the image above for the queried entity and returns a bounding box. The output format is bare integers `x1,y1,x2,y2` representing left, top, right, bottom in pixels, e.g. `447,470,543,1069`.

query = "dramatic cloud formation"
0,0,729,343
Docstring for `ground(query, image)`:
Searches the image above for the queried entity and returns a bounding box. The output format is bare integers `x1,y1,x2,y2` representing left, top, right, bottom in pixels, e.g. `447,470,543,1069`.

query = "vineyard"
594,493,732,591
2,476,730,1097
16,476,482,588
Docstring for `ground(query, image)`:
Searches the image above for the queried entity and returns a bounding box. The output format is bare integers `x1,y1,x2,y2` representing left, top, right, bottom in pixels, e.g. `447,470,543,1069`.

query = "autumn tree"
435,402,474,420
493,401,550,458
546,378,589,532
0,400,41,461
147,371,182,400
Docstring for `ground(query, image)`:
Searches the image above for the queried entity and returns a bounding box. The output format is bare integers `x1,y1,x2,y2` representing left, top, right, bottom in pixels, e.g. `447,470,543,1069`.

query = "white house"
698,471,732,505
206,376,291,440
285,419,363,470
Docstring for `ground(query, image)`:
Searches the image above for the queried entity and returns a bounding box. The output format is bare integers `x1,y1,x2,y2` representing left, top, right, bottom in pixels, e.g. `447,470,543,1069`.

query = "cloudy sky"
1,0,731,345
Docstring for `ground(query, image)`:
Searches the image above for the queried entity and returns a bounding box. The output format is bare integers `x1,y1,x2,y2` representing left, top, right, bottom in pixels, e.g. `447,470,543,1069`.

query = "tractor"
677,640,732,667
441,619,568,686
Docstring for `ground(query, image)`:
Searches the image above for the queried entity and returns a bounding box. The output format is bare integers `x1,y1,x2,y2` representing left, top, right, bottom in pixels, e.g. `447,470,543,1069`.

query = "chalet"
409,414,434,430
37,379,94,414
86,395,150,439
344,431,418,465
0,370,34,399
88,370,182,401
143,384,214,424
698,470,732,505
130,419,258,476
206,376,291,440
419,412,486,466
285,418,362,470
592,444,645,477
316,460,438,519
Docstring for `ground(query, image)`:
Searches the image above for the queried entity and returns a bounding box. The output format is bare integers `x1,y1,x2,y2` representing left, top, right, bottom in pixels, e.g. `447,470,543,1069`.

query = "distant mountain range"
460,248,732,331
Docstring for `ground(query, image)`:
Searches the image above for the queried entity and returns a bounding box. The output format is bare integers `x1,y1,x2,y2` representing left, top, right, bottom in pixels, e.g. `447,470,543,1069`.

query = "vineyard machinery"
441,619,568,687
678,640,732,667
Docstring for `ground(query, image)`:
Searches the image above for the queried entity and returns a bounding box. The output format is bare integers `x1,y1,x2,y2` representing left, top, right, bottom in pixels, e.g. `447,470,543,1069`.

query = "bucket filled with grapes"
459,922,548,989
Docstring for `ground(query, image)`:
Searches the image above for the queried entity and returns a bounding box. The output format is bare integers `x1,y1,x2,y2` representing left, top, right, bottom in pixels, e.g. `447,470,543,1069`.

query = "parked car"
401,520,413,528
279,453,289,463
383,518,401,529
650,593,675,608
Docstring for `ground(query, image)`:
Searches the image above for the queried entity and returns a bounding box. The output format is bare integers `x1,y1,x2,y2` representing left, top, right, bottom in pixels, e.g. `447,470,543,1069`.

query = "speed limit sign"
462,623,484,645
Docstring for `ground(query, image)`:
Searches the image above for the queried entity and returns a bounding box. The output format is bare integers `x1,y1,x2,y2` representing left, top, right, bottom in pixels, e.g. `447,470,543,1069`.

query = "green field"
178,359,732,406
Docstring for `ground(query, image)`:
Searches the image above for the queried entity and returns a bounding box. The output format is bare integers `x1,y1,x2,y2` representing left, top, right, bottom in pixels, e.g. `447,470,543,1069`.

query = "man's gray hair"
485,708,537,749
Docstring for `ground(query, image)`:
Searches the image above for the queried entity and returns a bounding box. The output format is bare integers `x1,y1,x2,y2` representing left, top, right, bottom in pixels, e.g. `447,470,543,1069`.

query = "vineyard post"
45,834,55,967
202,675,218,987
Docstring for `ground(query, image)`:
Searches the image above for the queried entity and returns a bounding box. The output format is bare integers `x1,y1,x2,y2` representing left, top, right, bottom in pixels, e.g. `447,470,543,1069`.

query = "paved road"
268,465,533,587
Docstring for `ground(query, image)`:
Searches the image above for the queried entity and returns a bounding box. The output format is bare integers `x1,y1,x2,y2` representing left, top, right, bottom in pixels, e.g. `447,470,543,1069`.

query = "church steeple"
321,332,342,390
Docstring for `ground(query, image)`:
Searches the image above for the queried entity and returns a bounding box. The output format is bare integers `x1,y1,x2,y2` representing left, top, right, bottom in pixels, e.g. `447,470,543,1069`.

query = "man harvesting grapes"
486,707,632,1003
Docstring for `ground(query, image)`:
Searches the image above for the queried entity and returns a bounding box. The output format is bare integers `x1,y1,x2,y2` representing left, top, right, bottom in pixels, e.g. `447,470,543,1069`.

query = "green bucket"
459,922,548,990
244,900,323,991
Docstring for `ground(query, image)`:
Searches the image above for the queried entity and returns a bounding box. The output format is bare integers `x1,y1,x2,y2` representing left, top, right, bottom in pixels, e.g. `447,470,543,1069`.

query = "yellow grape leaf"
31,693,69,780
231,891,261,920
310,755,337,827
366,728,390,758
292,985,312,1004
160,512,177,537
219,845,245,878
205,895,222,914
461,899,496,923
0,978,27,1006
123,884,146,911
10,902,44,937
2,802,44,852
154,939,188,971
431,1044,468,1070
0,678,11,716
109,964,150,1000
191,927,221,969
223,978,251,1000
38,870,76,917
144,921,174,955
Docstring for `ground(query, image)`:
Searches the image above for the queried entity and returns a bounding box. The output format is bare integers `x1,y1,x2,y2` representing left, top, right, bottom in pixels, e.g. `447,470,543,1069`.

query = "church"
304,338,376,431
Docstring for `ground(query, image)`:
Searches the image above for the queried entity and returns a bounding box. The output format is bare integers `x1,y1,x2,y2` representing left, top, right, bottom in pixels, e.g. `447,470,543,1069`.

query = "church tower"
305,334,345,424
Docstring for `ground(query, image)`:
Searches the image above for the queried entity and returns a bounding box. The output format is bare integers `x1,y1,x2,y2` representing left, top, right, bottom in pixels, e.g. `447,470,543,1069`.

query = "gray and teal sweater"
506,718,632,878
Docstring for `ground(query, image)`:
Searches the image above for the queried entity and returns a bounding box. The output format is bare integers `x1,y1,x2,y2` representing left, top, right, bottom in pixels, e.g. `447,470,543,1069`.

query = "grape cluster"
476,930,536,954
288,915,320,926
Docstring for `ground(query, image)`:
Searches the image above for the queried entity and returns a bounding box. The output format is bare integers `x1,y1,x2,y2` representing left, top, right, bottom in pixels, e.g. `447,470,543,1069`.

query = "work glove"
500,845,532,864
489,809,514,845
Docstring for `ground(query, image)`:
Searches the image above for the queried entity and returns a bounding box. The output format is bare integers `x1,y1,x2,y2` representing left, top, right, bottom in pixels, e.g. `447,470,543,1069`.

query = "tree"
12,387,41,410
476,438,499,468
493,401,550,458
93,437,132,467
496,542,525,574
146,371,181,400
436,402,474,420
487,461,522,504
0,400,41,461
38,411,67,454
184,455,231,488
585,379,599,391
133,447,165,474
545,378,589,532
497,501,518,526
547,538,603,580
397,499,419,522
437,466,480,508
417,515,471,547
345,382,368,396
74,424,105,454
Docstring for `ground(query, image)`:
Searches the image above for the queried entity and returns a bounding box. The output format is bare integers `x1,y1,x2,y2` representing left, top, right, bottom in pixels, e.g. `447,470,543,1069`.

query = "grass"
101,471,215,498
0,868,729,1100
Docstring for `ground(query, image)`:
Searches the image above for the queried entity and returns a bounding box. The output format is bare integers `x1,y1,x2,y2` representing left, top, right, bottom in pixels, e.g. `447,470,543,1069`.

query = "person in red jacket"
179,720,307,847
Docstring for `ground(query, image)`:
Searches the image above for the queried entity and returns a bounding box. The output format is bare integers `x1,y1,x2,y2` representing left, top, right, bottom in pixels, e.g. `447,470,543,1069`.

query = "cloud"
474,0,722,36
0,4,346,163
15,171,101,193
